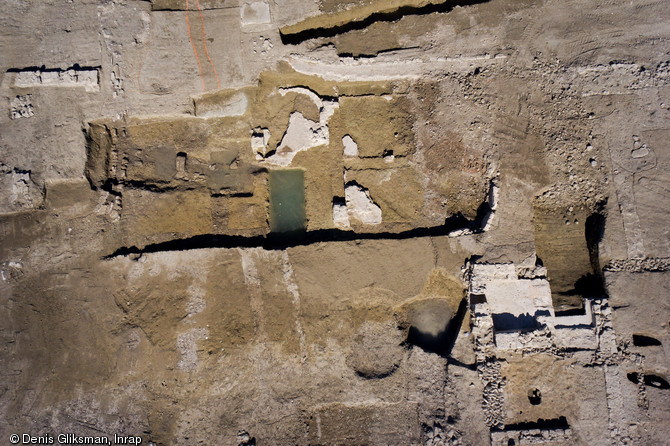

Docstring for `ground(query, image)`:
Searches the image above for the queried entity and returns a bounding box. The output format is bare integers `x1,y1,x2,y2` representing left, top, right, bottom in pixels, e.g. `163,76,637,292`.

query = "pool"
269,169,306,233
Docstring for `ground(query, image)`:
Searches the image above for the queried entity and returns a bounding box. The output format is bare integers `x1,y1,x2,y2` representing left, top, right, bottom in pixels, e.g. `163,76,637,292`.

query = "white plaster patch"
482,274,553,321
345,183,382,225
277,112,324,161
251,127,271,159
333,201,350,229
239,248,261,286
240,2,271,26
185,284,206,317
481,180,500,232
288,52,507,82
266,111,323,165
263,89,338,166
379,171,393,184
176,328,209,371
279,250,307,360
342,135,358,157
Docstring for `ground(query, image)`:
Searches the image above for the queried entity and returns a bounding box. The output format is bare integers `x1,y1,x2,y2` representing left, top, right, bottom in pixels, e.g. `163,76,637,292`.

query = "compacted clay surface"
1,0,669,444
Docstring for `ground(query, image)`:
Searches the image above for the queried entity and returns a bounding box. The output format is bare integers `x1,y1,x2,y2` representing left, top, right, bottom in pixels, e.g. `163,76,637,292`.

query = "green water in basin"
269,169,306,233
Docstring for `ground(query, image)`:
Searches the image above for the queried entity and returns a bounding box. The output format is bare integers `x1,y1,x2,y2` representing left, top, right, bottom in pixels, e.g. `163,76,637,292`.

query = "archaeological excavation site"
1,0,670,444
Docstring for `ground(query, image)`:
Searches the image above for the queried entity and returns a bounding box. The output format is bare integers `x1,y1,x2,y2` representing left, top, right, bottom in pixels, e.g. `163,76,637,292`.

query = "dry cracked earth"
1,0,670,445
